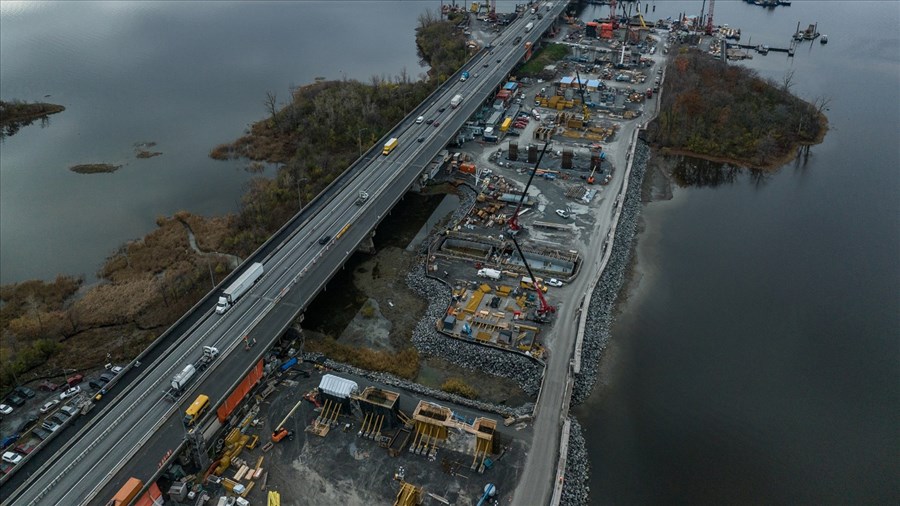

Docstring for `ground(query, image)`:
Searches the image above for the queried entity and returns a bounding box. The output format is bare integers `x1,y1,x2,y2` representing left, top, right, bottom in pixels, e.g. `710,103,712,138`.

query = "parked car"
1,434,19,449
41,420,60,433
31,428,51,441
4,394,25,407
545,278,564,287
1,451,22,465
89,380,105,390
39,400,60,414
66,374,84,387
50,413,67,425
59,404,79,417
17,415,39,433
38,380,59,392
110,366,123,374
0,404,12,415
14,386,35,399
99,372,115,384
59,386,81,400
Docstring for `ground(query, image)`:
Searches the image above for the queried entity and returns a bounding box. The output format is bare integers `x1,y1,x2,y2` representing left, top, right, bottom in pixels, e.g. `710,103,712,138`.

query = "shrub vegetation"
647,49,827,168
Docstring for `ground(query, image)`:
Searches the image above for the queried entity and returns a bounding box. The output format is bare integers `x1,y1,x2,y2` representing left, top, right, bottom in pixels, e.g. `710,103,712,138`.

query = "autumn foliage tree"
648,49,826,168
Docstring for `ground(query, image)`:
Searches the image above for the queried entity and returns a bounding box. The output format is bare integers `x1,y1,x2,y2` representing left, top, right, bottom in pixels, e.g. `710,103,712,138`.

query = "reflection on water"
669,156,771,189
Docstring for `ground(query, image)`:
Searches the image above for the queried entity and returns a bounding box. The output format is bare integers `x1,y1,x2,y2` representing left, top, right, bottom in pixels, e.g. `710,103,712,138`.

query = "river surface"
0,1,430,284
574,1,899,504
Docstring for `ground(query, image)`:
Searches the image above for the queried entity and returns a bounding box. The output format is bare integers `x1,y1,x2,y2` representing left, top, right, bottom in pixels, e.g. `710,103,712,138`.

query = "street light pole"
358,128,369,156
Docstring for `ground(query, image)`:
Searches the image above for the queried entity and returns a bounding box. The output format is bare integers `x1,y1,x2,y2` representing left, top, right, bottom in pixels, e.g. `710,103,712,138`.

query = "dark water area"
0,1,430,284
575,1,899,504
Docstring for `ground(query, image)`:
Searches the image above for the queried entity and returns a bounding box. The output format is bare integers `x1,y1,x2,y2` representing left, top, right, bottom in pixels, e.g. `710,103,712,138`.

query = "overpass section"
3,3,570,505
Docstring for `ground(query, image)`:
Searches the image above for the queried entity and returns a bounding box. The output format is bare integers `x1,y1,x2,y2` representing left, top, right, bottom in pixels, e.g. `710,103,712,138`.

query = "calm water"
575,1,900,504
0,1,429,284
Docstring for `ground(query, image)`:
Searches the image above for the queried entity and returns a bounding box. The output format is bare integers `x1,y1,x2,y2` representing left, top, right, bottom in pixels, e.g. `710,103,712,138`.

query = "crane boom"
510,234,555,316
508,142,550,232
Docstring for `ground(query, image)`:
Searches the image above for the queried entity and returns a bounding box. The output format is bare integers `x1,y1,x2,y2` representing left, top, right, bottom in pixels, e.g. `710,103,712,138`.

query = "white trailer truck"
216,262,264,314
165,346,219,399
477,268,502,280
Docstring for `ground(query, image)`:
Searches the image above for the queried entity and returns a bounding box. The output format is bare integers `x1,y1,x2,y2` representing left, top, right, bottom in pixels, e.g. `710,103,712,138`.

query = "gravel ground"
559,417,590,506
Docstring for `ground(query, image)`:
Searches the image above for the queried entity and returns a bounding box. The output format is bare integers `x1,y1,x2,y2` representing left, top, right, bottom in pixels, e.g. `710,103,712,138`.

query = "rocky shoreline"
571,140,649,406
559,417,590,506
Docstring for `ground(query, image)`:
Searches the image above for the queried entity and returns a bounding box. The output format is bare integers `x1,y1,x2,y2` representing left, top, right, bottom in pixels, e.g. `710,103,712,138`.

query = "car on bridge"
318,235,331,245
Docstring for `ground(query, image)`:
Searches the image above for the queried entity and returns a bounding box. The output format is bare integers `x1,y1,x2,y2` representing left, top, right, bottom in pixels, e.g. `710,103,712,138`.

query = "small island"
0,100,65,137
647,49,828,169
0,100,65,125
70,163,122,174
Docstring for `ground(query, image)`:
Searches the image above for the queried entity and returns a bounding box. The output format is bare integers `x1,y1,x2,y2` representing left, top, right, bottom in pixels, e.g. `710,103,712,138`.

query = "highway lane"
4,4,569,505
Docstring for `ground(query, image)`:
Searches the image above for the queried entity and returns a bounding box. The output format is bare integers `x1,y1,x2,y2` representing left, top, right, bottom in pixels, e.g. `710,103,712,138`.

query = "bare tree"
781,69,795,93
813,95,832,114
264,91,279,127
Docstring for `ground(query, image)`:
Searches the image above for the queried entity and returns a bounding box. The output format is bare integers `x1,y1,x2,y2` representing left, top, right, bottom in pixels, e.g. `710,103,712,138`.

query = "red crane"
507,142,556,318
705,0,715,35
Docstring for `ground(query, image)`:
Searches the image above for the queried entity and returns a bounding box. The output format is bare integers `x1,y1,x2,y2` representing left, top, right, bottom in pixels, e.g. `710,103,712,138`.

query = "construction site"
107,3,674,505
158,360,528,506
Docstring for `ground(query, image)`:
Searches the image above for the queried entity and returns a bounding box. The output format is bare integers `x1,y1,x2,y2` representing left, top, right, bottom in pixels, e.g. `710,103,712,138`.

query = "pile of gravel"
572,140,649,405
559,417,590,506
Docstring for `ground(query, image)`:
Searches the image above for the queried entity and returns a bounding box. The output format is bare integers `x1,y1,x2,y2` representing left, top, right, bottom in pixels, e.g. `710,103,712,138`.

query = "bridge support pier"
357,230,377,255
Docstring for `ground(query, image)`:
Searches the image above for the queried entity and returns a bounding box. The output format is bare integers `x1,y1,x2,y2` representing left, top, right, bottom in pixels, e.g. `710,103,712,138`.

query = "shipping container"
216,360,264,423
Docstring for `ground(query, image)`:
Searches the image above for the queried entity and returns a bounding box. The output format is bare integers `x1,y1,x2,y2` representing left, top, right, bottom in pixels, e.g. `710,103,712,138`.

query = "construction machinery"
586,163,598,184
271,396,304,443
507,142,556,319
574,69,590,123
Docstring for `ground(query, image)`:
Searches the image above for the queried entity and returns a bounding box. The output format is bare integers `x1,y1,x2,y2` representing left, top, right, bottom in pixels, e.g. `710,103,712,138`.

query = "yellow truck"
184,394,210,426
382,137,399,156
520,276,548,293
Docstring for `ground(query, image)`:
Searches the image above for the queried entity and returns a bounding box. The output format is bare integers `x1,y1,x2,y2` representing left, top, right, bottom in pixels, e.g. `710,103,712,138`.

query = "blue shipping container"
280,357,298,371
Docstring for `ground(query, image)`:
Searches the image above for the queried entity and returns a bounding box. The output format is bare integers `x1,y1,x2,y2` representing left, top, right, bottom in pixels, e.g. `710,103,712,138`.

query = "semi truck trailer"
215,262,264,314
